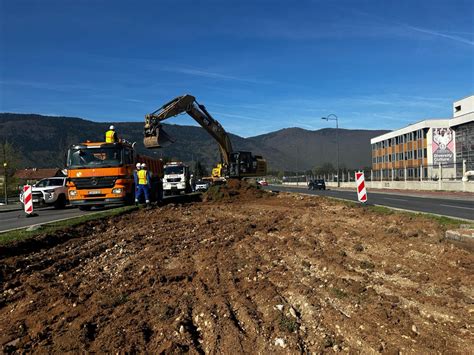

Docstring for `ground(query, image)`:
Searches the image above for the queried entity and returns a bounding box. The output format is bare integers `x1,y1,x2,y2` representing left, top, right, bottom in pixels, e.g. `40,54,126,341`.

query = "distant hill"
0,113,389,172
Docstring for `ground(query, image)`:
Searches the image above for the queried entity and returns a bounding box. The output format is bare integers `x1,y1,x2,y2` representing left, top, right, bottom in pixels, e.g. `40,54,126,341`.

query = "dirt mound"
202,179,269,202
1,194,473,353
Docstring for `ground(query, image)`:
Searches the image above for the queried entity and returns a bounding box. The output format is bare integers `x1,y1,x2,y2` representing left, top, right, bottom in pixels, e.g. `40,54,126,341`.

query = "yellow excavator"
143,94,267,179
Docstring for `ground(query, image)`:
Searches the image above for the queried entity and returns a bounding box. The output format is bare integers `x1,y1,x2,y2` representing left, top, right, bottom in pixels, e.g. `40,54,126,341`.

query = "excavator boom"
144,94,267,179
144,94,232,165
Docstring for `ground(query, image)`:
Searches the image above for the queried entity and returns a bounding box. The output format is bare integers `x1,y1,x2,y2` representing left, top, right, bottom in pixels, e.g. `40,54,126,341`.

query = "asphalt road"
0,206,92,233
0,194,203,233
266,185,474,221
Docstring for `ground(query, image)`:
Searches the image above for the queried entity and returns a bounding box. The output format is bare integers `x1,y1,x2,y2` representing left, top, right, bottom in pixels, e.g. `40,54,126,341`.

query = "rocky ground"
0,184,473,353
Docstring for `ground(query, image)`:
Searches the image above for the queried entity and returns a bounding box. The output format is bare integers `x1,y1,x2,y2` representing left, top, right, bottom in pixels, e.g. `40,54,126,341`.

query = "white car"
195,180,211,192
20,177,69,209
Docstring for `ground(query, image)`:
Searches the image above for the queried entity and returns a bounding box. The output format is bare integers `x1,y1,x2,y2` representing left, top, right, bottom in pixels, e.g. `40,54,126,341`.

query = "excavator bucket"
143,125,176,149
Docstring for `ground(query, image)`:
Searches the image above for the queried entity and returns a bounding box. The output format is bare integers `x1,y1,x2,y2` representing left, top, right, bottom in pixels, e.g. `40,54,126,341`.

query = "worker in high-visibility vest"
105,125,118,143
134,162,151,206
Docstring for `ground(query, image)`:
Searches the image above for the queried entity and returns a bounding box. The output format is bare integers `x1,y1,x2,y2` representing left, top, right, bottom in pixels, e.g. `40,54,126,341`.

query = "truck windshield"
164,166,184,175
35,179,63,187
67,147,122,168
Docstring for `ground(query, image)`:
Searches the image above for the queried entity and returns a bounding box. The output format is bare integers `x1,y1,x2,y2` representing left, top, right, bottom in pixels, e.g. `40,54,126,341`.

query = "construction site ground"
1,182,473,353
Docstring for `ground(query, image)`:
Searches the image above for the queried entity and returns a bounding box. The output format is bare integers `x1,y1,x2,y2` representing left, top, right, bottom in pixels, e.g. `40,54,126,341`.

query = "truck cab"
163,162,191,196
66,141,163,210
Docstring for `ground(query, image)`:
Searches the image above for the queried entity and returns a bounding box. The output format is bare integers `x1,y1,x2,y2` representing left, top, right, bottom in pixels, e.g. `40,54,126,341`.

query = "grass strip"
333,197,473,229
0,206,137,246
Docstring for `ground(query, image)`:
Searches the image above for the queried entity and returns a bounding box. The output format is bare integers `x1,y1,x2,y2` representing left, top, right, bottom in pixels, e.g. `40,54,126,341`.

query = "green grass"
328,196,473,229
0,205,137,245
366,204,473,228
330,288,348,299
279,314,298,333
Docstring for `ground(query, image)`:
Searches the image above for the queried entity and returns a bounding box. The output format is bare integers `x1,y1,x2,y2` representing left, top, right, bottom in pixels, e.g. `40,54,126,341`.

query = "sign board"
355,172,367,203
433,128,454,164
23,185,34,214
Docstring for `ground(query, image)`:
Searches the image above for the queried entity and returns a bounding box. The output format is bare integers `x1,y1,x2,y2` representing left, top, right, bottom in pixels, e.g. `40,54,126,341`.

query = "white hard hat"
109,125,115,130
136,163,141,169
141,163,146,168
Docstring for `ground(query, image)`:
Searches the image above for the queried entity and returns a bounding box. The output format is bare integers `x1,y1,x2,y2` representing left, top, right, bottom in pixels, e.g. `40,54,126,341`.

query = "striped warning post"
23,185,34,214
355,171,367,203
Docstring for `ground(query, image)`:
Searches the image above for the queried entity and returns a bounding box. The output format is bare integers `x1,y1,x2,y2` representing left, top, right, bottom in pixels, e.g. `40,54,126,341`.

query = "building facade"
371,95,474,181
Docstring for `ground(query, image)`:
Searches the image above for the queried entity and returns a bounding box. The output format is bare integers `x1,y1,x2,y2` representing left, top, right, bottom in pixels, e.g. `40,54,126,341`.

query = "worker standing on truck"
135,162,151,207
105,125,118,143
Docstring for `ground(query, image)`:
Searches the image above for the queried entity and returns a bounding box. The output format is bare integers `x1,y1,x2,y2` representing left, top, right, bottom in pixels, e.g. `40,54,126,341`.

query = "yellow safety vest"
138,169,148,185
105,130,115,143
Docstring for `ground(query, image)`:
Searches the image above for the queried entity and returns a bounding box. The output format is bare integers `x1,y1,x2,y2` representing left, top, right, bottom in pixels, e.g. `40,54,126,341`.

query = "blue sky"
1,0,473,137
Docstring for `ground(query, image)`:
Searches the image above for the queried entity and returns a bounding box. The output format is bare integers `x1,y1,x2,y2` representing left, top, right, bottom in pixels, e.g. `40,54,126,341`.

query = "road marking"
1,217,24,222
440,204,474,211
382,197,408,202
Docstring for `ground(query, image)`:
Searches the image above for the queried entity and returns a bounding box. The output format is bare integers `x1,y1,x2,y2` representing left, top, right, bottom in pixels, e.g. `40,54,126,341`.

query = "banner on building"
432,128,454,164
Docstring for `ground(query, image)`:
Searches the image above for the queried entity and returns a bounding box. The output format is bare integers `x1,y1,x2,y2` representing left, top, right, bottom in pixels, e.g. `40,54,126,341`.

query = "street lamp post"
3,162,7,205
321,114,340,188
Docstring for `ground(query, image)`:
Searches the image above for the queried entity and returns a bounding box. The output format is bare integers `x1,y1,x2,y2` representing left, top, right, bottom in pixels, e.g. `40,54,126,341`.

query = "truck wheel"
79,205,92,211
54,194,67,209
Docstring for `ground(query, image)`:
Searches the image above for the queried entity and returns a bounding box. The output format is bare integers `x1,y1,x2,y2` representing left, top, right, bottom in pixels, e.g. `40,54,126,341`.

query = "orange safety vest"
105,130,115,143
138,169,148,185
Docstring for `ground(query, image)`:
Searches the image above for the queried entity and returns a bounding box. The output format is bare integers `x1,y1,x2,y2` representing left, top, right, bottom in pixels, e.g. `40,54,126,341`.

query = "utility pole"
296,145,299,186
3,162,7,205
322,114,340,187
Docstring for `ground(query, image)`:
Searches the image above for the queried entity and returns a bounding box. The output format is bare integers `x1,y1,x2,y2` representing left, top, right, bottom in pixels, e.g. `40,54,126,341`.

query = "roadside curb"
270,184,474,202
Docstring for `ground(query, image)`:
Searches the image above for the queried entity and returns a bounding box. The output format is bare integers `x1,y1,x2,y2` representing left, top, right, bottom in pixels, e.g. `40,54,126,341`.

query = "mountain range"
0,113,389,172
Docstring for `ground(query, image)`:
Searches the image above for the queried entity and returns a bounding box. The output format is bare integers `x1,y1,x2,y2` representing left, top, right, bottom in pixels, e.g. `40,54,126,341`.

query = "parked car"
258,180,269,186
195,180,211,192
308,179,326,190
20,177,69,209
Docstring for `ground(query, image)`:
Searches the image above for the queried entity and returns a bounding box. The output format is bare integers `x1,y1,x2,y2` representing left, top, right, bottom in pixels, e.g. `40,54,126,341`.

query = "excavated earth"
0,186,473,353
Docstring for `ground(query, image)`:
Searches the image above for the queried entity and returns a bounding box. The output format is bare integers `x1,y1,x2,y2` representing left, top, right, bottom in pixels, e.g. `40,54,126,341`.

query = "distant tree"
0,140,21,196
161,156,172,164
266,170,279,177
194,161,209,179
313,162,336,176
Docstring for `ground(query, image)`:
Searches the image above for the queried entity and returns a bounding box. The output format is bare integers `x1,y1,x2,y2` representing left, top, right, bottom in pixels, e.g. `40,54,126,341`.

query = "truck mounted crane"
143,94,267,179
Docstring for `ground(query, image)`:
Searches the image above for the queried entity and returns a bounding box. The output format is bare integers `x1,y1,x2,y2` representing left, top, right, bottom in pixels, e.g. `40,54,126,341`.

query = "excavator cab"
228,151,266,178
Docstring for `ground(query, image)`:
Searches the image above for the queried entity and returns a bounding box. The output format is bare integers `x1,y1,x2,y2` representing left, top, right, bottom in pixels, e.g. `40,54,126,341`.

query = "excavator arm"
144,94,267,179
144,94,233,165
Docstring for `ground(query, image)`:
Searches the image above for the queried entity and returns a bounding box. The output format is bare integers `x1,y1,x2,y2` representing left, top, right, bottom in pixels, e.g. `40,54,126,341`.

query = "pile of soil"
202,179,268,202
0,193,473,353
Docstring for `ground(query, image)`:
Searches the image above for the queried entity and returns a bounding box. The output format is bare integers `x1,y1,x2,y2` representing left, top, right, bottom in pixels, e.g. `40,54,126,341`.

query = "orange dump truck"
66,141,163,210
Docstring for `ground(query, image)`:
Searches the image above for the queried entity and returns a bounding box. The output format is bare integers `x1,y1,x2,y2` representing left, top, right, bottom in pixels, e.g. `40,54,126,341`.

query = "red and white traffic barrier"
23,185,34,215
355,171,367,203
